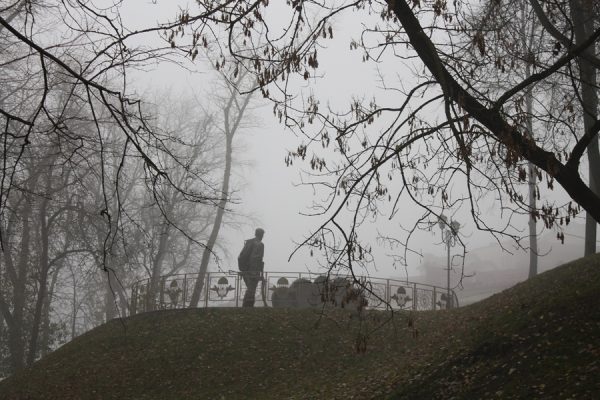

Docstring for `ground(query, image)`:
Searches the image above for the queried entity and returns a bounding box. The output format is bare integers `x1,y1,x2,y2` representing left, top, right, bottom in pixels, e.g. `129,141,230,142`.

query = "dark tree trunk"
104,273,119,321
189,134,233,306
27,174,52,366
571,0,599,256
71,271,78,340
146,222,171,311
41,263,60,357
8,199,32,372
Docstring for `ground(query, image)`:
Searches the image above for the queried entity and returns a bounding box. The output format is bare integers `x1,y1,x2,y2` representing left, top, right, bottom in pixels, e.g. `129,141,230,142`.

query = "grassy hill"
1,255,599,399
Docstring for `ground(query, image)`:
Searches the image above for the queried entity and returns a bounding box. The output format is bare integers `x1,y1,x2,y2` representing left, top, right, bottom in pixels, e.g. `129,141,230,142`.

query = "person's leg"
242,273,259,307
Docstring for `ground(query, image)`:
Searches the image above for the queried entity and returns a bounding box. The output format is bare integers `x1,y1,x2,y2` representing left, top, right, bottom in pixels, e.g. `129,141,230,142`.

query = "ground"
1,254,599,399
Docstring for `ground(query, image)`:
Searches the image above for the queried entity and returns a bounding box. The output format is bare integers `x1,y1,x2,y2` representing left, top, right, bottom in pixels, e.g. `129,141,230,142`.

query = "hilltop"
1,254,599,399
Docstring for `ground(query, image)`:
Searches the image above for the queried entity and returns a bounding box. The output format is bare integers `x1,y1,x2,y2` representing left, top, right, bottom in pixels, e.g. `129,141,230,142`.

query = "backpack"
237,239,255,271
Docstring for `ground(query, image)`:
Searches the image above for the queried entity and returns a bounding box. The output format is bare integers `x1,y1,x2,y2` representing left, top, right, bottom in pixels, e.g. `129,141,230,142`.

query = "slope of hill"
391,253,600,399
1,255,599,399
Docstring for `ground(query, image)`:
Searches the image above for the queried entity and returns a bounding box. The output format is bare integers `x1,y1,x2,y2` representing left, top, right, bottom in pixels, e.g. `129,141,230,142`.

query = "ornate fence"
129,270,459,315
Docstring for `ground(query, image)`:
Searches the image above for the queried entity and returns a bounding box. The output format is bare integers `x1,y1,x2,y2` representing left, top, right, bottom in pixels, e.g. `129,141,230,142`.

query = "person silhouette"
239,228,265,307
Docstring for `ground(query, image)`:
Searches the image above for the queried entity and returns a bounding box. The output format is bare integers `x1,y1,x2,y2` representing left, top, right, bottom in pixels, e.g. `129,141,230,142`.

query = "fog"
1,0,598,393
119,1,591,280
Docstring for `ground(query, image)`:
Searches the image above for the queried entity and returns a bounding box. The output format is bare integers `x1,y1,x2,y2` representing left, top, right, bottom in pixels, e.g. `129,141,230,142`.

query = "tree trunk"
71,273,78,340
8,198,32,372
41,266,59,357
527,156,538,278
571,0,599,256
145,222,171,311
98,227,120,321
189,83,252,307
27,174,52,366
189,135,233,307
519,3,539,279
104,273,118,321
114,282,130,317
3,165,43,372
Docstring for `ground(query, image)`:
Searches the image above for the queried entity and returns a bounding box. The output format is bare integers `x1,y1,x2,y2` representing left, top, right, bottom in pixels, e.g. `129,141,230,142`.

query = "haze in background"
123,1,591,291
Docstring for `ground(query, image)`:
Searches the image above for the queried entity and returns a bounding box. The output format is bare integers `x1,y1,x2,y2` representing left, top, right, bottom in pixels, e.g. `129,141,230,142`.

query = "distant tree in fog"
0,0,240,373
189,64,255,307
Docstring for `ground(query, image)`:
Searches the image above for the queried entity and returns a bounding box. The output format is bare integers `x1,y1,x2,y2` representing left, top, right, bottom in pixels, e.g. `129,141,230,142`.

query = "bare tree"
189,67,254,307
462,0,564,276
0,0,224,248
132,94,222,311
0,1,228,371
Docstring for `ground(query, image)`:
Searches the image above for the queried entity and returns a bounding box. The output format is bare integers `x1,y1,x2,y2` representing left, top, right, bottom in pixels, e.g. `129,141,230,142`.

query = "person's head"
255,228,265,240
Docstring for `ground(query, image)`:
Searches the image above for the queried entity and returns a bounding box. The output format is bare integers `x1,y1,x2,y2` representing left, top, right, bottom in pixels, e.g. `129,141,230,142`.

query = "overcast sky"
120,0,592,283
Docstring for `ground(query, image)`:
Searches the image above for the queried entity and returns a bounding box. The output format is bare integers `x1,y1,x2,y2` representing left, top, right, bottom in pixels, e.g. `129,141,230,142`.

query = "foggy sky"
120,0,592,284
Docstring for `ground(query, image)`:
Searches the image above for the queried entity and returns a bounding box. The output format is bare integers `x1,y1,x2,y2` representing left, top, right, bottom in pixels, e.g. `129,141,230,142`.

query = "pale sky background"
121,0,592,287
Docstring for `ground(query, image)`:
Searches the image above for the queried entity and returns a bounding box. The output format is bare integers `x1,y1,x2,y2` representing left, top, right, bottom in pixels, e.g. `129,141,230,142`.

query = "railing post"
433,286,437,311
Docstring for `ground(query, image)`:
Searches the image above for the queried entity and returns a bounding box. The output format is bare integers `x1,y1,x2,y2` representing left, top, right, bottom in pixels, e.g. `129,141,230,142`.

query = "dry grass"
1,254,599,399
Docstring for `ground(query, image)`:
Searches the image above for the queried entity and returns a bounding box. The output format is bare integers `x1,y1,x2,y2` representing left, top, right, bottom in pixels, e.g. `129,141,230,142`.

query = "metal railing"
129,270,459,315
